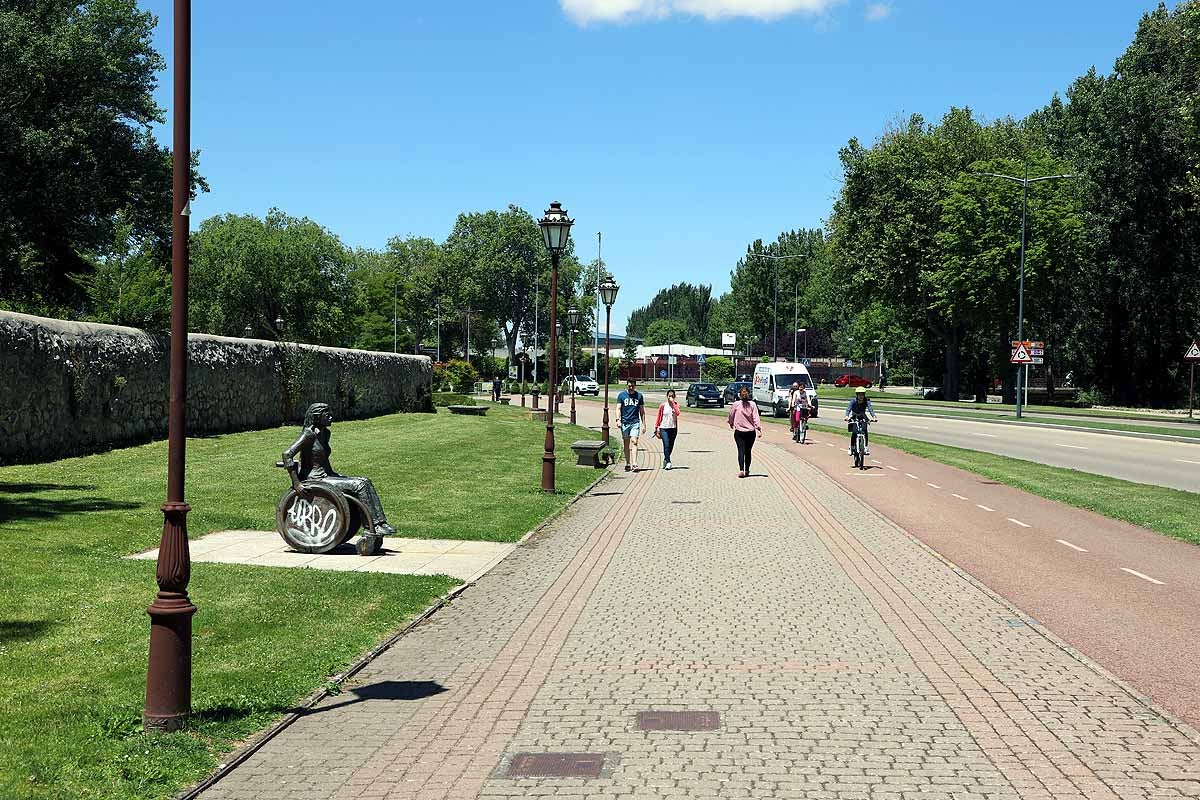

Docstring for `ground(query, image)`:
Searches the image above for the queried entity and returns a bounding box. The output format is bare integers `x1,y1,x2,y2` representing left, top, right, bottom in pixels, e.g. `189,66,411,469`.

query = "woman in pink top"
726,386,762,478
654,388,682,470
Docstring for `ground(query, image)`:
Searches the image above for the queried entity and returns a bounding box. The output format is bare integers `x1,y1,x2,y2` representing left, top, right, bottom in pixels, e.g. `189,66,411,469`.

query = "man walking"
616,378,647,472
492,375,503,403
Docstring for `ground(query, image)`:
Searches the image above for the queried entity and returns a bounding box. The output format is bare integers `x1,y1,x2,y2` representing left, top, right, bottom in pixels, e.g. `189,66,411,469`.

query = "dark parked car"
722,381,753,404
833,374,873,388
686,382,724,408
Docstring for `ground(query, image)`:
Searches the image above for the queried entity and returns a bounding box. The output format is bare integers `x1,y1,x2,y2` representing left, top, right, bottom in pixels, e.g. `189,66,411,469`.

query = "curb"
175,467,612,800
876,408,1200,444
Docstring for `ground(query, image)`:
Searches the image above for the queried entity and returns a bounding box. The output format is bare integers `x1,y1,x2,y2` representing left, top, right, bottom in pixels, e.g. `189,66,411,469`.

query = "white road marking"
886,465,899,471
1058,443,1089,450
1121,568,1165,586
951,494,968,500
871,459,882,464
976,504,995,512
974,432,998,438
1176,459,1200,465
1008,518,1031,528
1057,539,1088,552
927,483,942,489
905,473,920,480
911,425,931,430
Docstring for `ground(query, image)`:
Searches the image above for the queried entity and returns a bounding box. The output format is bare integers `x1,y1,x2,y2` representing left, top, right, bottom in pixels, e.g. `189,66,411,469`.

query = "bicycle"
791,405,809,444
847,417,870,470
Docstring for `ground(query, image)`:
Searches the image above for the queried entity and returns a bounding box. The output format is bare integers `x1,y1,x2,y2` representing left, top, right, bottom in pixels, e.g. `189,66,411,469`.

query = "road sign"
802,357,811,367
1186,341,1200,361
667,356,678,365
1010,343,1033,364
696,353,707,366
721,332,737,347
659,369,667,378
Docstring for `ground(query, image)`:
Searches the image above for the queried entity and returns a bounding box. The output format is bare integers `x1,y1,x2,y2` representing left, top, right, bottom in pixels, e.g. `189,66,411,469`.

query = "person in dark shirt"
616,378,647,472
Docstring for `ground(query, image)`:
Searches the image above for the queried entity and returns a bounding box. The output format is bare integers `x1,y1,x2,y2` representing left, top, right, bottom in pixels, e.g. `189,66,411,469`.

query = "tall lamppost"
974,165,1076,418
567,307,580,424
797,328,807,360
599,275,620,444
874,338,883,384
742,251,809,361
518,351,528,407
144,0,195,733
538,202,573,493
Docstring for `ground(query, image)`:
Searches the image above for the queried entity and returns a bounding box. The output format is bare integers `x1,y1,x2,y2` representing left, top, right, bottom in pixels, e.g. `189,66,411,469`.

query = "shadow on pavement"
300,680,449,715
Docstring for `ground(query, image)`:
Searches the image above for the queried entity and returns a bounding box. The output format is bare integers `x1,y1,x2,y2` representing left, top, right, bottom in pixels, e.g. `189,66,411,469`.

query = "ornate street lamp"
567,307,580,424
599,275,620,444
145,0,195,733
538,201,573,493
274,316,285,341
518,351,528,407
243,324,252,338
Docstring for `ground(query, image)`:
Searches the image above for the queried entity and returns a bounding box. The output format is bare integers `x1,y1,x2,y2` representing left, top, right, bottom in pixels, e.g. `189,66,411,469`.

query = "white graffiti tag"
287,497,339,542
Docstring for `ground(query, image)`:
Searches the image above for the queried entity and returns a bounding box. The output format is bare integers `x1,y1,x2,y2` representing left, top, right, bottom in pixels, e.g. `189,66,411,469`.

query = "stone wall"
0,311,432,464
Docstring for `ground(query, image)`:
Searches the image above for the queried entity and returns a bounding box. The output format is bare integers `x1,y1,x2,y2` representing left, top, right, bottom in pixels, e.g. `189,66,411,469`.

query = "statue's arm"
282,429,313,463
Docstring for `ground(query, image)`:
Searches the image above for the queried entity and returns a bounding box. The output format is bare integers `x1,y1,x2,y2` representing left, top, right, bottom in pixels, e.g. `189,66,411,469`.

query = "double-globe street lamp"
567,307,581,424
599,275,620,444
538,202,573,493
974,166,1076,418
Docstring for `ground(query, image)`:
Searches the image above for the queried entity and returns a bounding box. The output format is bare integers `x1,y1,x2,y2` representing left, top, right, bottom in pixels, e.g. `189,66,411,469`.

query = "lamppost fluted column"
567,307,580,425
539,202,573,493
599,275,620,445
145,0,196,733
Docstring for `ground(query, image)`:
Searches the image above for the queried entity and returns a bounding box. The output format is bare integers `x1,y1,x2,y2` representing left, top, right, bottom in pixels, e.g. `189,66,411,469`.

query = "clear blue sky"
142,0,1165,334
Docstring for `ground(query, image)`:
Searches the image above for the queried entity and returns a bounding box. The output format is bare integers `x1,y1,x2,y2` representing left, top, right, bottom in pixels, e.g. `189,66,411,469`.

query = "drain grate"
637,711,721,731
507,753,606,778
671,500,701,505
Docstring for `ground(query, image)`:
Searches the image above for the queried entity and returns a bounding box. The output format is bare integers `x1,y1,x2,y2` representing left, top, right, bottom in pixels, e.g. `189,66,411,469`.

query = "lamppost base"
144,500,196,732
570,395,576,425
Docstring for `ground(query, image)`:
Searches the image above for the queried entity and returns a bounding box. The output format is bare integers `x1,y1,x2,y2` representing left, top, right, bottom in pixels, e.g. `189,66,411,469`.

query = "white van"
752,361,819,418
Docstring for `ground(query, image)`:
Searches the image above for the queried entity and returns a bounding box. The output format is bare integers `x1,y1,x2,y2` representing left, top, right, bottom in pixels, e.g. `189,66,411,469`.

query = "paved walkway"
201,405,1200,799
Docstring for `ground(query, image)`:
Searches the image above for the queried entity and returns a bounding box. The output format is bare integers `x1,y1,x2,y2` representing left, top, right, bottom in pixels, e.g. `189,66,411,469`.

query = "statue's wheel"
276,484,351,554
340,502,364,546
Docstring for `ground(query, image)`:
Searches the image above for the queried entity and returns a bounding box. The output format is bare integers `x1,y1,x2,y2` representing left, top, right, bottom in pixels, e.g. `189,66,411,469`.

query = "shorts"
621,422,641,439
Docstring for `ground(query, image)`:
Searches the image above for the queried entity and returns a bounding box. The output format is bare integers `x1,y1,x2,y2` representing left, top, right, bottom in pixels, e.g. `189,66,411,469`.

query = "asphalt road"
575,392,1200,492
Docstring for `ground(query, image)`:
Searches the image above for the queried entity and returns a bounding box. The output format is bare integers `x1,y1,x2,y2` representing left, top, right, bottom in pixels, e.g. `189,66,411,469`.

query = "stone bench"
571,440,612,468
447,405,487,416
498,397,511,405
529,410,549,422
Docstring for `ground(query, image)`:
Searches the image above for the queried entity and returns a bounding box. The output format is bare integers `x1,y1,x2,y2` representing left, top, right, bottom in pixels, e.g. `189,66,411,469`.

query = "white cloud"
561,0,844,24
864,2,891,21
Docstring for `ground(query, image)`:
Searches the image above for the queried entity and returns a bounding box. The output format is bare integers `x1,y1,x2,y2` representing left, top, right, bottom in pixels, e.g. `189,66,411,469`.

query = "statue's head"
304,402,333,429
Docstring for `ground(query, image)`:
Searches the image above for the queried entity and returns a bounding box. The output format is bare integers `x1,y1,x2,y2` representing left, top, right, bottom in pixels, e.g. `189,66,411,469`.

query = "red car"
833,374,873,388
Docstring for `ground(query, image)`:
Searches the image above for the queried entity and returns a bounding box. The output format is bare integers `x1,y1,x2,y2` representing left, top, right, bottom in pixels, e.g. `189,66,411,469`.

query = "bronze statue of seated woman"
274,402,396,555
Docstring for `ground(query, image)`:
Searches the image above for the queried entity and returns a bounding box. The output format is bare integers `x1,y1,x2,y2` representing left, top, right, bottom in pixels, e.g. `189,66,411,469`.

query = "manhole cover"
507,753,606,778
636,711,721,731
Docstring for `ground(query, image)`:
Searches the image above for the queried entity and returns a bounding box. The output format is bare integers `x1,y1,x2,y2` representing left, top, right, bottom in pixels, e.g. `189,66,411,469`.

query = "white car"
562,375,600,396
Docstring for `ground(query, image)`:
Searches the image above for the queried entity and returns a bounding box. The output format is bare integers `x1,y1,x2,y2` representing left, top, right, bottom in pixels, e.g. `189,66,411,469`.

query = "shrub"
436,359,478,393
433,393,475,407
703,356,733,386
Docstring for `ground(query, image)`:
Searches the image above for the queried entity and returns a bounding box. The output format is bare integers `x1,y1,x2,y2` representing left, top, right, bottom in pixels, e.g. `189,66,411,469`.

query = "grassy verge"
803,421,1200,545
863,405,1200,439
0,406,611,800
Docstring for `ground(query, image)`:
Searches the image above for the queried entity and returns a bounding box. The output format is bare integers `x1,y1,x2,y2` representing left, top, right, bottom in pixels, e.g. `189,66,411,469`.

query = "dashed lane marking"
905,473,920,480
1057,539,1088,552
1121,567,1165,586
951,494,968,500
976,504,995,512
1058,443,1089,450
911,425,931,430
927,483,942,489
885,466,899,471
974,432,998,438
1008,518,1031,528
1177,459,1200,465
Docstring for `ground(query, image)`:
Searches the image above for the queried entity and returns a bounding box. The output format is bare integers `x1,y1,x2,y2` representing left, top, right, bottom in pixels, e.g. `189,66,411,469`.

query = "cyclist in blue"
616,378,647,472
843,386,878,455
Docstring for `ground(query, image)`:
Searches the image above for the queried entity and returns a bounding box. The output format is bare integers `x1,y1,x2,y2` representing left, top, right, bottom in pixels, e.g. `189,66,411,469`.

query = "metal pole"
392,280,397,353
145,0,195,733
603,303,612,444
793,281,798,362
804,329,808,359
533,274,539,387
594,232,601,379
1191,362,1195,419
569,325,576,424
772,261,778,361
1016,163,1028,419
436,299,441,363
542,252,560,493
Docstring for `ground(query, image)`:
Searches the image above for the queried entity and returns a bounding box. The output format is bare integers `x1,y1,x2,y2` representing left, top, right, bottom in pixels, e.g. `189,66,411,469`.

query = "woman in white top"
654,389,681,470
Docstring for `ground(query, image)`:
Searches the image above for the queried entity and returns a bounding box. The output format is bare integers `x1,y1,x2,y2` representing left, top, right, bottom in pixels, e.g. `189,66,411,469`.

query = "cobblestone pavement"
201,406,1200,799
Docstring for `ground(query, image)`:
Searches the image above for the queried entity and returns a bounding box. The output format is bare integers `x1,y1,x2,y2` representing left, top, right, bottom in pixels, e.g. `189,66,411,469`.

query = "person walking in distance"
727,386,762,478
492,375,503,403
617,378,647,472
654,388,681,470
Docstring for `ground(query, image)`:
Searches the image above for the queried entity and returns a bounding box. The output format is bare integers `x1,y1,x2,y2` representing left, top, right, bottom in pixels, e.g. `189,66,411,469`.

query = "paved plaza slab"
197,406,1200,799
131,530,515,582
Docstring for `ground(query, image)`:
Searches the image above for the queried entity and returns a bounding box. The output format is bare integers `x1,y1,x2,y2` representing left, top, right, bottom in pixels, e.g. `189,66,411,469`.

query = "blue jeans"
659,427,677,463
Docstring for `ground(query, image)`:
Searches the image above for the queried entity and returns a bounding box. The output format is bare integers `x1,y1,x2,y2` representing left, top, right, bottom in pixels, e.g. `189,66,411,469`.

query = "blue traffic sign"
697,354,707,366
659,370,668,378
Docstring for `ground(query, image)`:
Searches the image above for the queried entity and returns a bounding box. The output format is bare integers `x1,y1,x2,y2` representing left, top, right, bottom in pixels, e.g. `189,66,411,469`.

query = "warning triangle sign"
1011,344,1033,364
1186,341,1200,361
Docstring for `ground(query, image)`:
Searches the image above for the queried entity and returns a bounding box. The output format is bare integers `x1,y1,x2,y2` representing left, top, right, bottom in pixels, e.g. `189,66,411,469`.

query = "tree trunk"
942,328,961,402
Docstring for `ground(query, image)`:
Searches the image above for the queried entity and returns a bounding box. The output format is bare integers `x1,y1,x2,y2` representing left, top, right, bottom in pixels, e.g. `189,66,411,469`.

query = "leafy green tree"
643,319,692,347
0,0,206,313
73,213,170,330
703,356,733,386
189,210,360,346
626,283,713,343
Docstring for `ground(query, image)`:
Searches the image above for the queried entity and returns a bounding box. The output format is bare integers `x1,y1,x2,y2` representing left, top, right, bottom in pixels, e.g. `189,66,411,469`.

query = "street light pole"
145,0,195,733
392,279,398,353
568,307,580,424
600,276,620,445
793,281,799,362
975,166,1076,418
539,202,573,493
594,232,601,380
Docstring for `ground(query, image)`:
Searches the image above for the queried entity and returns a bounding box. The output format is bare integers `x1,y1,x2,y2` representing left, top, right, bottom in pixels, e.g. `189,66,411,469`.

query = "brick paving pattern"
201,409,1200,799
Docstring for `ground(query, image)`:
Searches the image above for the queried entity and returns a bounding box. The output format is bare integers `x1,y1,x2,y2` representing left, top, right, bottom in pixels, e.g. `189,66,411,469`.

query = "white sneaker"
865,447,871,455
847,448,852,455
665,462,672,470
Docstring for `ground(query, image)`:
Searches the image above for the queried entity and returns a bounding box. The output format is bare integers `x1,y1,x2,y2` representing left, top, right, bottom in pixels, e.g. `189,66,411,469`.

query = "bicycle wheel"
800,421,807,444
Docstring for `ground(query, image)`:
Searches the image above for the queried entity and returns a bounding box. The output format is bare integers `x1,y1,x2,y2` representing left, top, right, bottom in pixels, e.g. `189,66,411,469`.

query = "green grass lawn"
0,405,612,800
